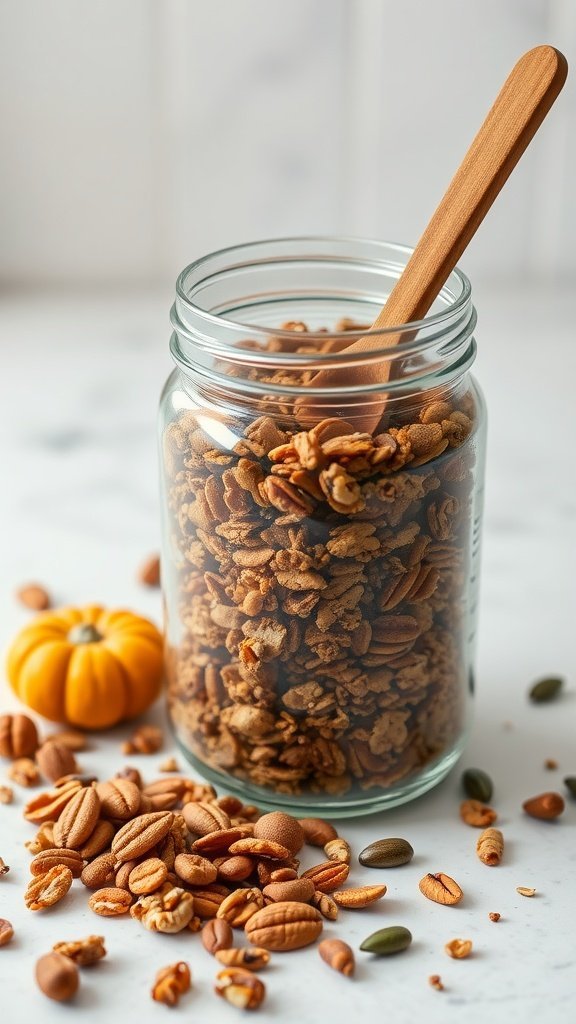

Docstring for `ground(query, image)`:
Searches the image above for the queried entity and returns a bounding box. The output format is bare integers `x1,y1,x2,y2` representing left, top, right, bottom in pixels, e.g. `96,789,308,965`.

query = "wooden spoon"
305,45,567,433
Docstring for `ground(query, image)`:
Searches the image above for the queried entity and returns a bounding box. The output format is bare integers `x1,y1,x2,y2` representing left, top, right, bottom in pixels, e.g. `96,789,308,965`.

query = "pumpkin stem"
68,623,102,645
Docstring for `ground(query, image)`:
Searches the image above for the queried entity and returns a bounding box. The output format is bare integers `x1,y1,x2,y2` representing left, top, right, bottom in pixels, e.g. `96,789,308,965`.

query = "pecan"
111,811,174,862
80,852,116,890
25,821,57,854
175,853,218,886
301,860,349,893
130,884,194,933
331,884,386,908
323,838,351,864
215,947,270,971
318,938,355,976
459,799,498,828
228,837,291,860
0,785,13,804
36,742,77,784
0,713,39,759
25,865,73,910
445,938,473,959
215,968,266,1009
48,730,87,752
128,857,168,895
262,476,315,515
35,952,79,1002
311,891,339,920
191,828,247,855
24,779,83,824
53,935,106,966
77,819,115,859
215,855,254,883
476,827,504,866
244,901,323,951
298,818,338,847
122,725,163,755
151,961,191,1006
419,872,463,906
201,918,234,954
8,757,39,787
182,801,231,836
96,779,141,820
216,887,265,928
53,787,100,849
190,886,228,919
88,887,133,916
262,878,315,904
30,848,84,878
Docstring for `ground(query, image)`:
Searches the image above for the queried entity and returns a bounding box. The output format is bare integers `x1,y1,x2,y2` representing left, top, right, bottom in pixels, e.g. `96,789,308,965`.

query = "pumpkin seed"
461,767,493,803
528,676,563,703
358,838,414,869
563,776,576,799
360,925,412,956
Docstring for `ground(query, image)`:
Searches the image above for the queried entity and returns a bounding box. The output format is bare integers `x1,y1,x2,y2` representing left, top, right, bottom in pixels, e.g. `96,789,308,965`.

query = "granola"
164,319,478,800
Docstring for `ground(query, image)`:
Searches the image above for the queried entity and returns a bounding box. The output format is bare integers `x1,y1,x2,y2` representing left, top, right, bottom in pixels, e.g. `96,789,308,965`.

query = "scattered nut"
459,799,497,827
35,952,79,1002
151,961,191,1006
215,947,271,971
215,967,266,1010
25,865,73,910
122,725,163,755
522,792,565,820
419,873,463,906
0,919,14,947
0,786,13,804
516,886,536,897
138,554,161,587
0,713,39,759
201,918,234,955
53,935,106,966
16,583,51,611
318,938,355,976
36,741,77,783
445,938,472,959
488,912,501,922
8,757,39,787
159,757,179,773
0,858,9,876
429,974,444,991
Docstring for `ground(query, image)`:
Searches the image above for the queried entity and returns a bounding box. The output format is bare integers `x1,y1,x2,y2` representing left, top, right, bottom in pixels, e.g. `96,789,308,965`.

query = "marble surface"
0,285,575,1023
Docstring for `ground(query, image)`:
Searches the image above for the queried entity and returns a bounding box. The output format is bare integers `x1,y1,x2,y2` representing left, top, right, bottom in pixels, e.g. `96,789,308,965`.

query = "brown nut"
323,838,351,864
318,938,355,976
25,864,73,910
445,938,473,959
138,554,161,588
174,852,218,886
15,583,51,610
36,742,77,784
476,827,504,866
128,857,168,895
115,860,135,891
35,952,79,1002
8,757,39,787
331,884,387,908
182,801,231,836
298,817,338,847
522,792,565,820
111,811,174,862
0,785,13,804
253,811,304,854
130,885,194,933
77,819,115,859
216,855,254,883
53,935,106,966
80,852,116,890
0,713,39,759
215,967,266,1009
151,961,191,1006
459,799,498,828
228,837,291,860
311,891,339,920
191,827,246,855
48,730,87,752
95,779,141,821
216,887,265,928
191,886,229,920
25,821,57,854
0,919,14,947
30,848,84,879
88,887,133,916
215,947,270,971
419,872,463,906
244,901,323,951
24,779,82,824
262,878,315,904
301,860,349,893
201,918,234,955
53,786,101,849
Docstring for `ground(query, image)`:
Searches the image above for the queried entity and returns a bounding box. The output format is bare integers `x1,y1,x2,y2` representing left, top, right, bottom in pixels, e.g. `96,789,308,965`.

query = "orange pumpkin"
6,605,164,729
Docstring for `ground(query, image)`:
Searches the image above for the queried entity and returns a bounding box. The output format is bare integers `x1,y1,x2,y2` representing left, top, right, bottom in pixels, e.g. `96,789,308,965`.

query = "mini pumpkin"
6,605,164,729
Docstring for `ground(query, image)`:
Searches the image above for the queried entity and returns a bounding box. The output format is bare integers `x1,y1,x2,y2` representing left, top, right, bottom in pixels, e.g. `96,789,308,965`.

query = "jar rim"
174,235,472,345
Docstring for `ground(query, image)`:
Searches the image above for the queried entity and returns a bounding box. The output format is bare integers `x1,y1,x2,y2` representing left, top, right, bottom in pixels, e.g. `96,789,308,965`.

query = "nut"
217,887,265,928
122,724,163,755
476,827,504,866
318,938,355,976
80,852,116,889
244,901,323,951
190,886,228,919
182,801,231,835
311,891,339,920
30,848,84,878
159,757,179,772
25,821,56,853
253,811,304,854
301,860,349,893
298,818,338,847
77,819,115,859
115,766,142,787
35,952,79,1002
138,554,161,587
88,887,133,916
445,938,473,959
0,785,13,804
522,792,565,820
15,583,51,610
0,919,14,946
111,811,174,862
323,838,351,864
128,857,168,895
95,779,141,820
0,858,8,876
262,878,315,904
36,741,77,783
25,864,73,910
358,837,414,868
418,872,463,906
53,935,106,966
201,918,234,955
215,947,271,971
191,827,246,855
429,974,444,991
516,886,536,897
331,884,386,908
8,757,39,787
216,855,254,883
360,925,412,956
53,786,101,849
24,778,83,824
48,730,87,752
131,884,194,933
228,837,291,860
174,852,218,886
215,967,266,1009
489,912,501,922
0,713,39,759
459,799,498,828
151,961,191,1006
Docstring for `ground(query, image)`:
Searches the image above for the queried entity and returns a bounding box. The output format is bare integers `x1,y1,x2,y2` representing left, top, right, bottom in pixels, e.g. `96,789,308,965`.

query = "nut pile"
163,320,479,799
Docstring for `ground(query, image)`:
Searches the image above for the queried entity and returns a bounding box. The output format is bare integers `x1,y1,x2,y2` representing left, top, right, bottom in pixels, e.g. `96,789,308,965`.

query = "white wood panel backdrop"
0,0,574,286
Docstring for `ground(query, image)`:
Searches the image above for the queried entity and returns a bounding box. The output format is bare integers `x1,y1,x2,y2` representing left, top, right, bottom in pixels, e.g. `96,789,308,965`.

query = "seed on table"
215,967,266,1010
53,935,106,966
201,918,234,955
445,938,472,959
324,838,351,864
151,961,191,1006
476,827,504,866
360,925,412,956
359,837,414,868
522,792,565,820
488,912,501,922
0,919,14,947
35,952,79,1002
461,767,493,802
332,884,386,909
298,818,338,847
516,886,536,897
253,811,304,854
419,872,463,906
318,938,355,976
429,974,444,991
528,676,563,703
215,948,271,971
460,799,497,827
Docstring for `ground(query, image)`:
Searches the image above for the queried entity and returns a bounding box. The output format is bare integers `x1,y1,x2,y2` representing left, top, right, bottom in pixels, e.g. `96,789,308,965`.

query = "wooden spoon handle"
310,45,567,411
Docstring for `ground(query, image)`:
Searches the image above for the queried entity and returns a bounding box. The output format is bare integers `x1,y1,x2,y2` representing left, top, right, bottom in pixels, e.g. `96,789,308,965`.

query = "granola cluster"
163,322,477,799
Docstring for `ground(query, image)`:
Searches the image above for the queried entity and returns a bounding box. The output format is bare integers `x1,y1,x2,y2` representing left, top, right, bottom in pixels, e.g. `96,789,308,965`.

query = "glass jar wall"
159,238,486,815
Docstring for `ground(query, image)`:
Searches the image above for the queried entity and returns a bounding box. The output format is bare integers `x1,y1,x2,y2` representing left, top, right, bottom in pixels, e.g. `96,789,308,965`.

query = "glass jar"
159,237,486,816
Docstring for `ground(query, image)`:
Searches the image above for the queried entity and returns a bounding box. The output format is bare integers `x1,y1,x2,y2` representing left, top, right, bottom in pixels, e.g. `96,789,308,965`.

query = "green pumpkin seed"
563,776,576,799
461,767,493,803
359,837,414,869
529,676,563,703
360,925,412,956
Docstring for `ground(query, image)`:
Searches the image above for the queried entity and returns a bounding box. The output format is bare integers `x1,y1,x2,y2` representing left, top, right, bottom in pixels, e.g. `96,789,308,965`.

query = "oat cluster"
163,321,477,798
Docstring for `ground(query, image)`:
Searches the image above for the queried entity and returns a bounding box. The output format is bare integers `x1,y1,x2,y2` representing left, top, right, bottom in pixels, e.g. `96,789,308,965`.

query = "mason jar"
159,237,486,816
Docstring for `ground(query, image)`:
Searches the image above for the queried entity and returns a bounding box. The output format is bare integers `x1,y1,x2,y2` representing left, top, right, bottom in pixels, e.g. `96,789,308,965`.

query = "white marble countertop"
1,285,575,1023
